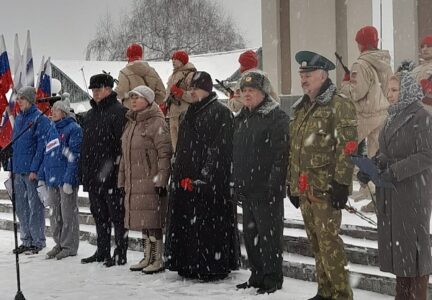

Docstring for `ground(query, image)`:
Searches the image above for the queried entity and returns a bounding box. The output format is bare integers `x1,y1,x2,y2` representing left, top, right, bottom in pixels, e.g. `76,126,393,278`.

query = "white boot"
130,235,151,271
142,236,164,274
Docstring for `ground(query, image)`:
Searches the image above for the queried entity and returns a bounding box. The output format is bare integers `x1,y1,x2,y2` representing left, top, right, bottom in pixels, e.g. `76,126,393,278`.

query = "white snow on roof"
52,48,258,93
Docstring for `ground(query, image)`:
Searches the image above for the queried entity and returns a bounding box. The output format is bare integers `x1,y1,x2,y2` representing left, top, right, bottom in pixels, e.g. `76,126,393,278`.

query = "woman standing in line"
358,67,432,299
118,85,172,274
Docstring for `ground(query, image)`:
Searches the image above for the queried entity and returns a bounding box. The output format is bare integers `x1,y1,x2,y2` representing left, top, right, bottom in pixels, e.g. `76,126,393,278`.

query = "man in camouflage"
287,51,358,300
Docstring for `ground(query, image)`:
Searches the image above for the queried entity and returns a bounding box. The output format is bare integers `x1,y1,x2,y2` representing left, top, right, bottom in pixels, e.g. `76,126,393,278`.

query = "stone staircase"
0,190,430,296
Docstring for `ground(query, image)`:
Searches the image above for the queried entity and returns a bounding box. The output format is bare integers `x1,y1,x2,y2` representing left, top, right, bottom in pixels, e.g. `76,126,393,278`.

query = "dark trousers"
89,189,128,258
396,275,429,300
241,191,284,289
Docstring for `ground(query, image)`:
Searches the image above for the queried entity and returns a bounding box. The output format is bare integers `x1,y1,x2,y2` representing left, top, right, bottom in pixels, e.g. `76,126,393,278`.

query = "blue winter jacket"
11,105,53,174
38,116,83,187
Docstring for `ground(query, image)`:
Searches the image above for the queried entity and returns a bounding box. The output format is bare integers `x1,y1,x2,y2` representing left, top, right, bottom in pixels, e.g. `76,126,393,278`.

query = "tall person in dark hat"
79,73,129,267
233,71,289,294
287,51,357,300
165,71,240,281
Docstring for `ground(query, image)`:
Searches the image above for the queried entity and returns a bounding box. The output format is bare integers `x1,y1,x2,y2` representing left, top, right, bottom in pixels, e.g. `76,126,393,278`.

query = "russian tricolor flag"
36,57,52,115
0,35,13,148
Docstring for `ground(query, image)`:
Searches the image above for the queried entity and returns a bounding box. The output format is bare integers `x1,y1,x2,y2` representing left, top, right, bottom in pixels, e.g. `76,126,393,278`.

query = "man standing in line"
79,73,128,267
11,86,53,255
227,50,279,113
232,71,289,294
288,51,358,300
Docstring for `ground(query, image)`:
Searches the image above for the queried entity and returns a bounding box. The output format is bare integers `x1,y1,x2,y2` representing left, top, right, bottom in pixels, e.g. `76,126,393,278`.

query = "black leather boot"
81,251,108,264
104,248,127,267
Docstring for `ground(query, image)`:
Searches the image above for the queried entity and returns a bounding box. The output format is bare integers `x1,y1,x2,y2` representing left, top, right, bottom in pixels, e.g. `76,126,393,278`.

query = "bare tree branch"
86,0,246,61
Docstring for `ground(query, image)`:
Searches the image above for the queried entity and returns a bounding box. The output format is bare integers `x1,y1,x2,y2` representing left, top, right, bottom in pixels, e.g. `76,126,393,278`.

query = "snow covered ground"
0,230,392,300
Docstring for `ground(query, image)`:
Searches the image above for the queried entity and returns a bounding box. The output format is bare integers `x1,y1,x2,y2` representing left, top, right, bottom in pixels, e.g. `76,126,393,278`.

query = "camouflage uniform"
288,81,357,300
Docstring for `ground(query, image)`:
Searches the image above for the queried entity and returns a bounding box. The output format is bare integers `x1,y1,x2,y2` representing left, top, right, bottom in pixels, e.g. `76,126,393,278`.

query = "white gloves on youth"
63,183,74,195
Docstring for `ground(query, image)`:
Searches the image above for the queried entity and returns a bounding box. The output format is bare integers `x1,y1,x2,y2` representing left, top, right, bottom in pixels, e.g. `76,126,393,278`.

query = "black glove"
379,168,395,184
373,153,390,171
287,185,300,209
356,171,371,185
155,186,168,197
330,180,349,210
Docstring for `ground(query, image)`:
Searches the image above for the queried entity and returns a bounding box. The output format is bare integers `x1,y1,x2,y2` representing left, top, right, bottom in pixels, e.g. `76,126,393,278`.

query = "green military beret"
295,51,335,72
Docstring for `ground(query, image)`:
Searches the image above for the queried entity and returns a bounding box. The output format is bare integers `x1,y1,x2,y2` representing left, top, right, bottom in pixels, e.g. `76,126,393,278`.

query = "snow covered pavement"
0,230,392,300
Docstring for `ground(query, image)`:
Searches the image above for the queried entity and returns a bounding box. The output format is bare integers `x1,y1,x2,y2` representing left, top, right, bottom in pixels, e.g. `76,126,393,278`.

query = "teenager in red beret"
340,26,393,211
412,35,432,84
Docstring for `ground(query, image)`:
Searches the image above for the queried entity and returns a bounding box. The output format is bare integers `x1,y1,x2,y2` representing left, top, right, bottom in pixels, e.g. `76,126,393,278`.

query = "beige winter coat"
165,62,197,118
412,60,432,83
118,103,172,230
340,50,393,139
115,60,166,108
228,69,280,113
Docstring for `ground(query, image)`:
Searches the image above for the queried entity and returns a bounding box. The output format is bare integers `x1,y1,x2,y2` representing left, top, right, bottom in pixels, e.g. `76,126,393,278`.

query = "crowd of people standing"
5,26,432,299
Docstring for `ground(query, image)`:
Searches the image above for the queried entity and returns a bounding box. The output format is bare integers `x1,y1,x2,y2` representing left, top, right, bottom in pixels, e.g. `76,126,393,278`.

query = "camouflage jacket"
288,80,357,197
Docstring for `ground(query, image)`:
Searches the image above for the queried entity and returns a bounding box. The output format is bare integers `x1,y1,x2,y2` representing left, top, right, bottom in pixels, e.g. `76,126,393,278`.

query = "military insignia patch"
245,76,252,82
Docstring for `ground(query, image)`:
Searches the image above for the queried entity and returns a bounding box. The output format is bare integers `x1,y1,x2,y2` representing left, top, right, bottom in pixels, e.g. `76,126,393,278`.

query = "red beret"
127,43,143,62
421,35,432,47
172,51,189,65
355,26,379,51
239,50,258,73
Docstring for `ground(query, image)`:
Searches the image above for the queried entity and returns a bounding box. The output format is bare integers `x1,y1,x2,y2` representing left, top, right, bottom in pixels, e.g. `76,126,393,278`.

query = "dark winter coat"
11,104,53,173
376,100,432,277
118,103,172,230
233,96,290,199
38,116,83,187
79,92,127,192
165,92,240,276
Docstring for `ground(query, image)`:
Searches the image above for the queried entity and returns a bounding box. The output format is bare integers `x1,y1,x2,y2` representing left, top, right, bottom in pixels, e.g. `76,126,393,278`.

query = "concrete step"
0,214,430,297
0,196,380,241
0,200,380,267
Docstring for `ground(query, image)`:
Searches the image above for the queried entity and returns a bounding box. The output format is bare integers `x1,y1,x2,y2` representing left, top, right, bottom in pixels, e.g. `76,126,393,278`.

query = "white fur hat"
127,85,155,104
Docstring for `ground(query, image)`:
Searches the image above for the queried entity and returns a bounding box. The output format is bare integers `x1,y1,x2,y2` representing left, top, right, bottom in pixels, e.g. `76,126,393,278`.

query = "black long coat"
232,96,289,198
377,101,432,277
165,92,240,277
79,92,127,192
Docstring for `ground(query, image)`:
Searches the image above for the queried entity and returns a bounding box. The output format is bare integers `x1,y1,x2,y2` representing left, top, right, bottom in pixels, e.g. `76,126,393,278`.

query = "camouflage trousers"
300,196,353,300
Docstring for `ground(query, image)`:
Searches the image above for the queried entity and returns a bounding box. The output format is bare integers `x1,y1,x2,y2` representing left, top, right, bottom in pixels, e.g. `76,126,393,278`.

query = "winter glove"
373,153,390,171
356,171,371,185
379,168,396,184
63,183,73,195
155,186,168,197
170,85,184,98
330,180,349,210
343,71,350,82
287,185,300,209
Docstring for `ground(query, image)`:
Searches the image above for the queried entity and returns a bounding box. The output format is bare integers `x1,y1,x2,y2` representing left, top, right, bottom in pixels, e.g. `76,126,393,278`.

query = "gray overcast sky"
0,0,261,66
